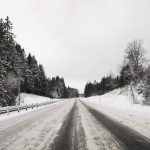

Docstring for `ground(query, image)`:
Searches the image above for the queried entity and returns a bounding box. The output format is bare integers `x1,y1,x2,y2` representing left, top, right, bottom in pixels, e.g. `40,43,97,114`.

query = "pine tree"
23,69,34,93
38,64,48,96
143,66,150,105
15,44,27,92
0,16,79,106
4,16,15,45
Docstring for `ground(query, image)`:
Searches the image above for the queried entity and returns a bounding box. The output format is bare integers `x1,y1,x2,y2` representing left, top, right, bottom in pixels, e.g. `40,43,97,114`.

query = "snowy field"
82,87,150,139
16,93,60,105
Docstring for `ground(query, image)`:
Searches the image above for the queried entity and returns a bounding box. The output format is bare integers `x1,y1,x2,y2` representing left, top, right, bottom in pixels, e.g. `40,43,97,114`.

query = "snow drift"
16,93,60,106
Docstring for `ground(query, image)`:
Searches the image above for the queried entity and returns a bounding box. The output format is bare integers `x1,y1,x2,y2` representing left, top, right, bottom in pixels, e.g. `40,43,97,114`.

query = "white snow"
16,93,60,105
85,86,145,107
0,93,64,122
0,100,75,150
77,101,121,149
82,86,150,139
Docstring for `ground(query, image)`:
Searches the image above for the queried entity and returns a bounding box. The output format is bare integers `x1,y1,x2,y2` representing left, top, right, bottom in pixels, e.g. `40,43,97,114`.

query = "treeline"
84,76,120,97
0,17,79,106
84,39,150,105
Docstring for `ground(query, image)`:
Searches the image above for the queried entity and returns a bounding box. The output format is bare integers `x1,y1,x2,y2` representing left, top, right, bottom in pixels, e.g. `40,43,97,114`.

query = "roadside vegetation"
0,17,79,107
84,39,150,105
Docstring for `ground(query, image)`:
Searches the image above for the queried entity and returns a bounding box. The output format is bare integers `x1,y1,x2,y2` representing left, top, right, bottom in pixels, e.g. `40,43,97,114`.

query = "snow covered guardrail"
0,101,55,115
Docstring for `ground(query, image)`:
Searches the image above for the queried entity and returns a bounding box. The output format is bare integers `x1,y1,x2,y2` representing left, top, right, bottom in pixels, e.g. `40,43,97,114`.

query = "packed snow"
0,100,75,150
77,101,121,149
82,86,150,139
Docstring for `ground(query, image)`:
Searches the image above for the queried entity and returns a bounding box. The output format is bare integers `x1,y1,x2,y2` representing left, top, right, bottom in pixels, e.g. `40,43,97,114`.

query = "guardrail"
0,101,56,115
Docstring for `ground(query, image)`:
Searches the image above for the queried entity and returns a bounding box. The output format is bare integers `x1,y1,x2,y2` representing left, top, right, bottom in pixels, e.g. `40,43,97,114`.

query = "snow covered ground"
0,94,64,122
16,93,60,105
77,100,122,149
82,87,150,139
0,100,75,150
0,99,125,149
0,94,149,149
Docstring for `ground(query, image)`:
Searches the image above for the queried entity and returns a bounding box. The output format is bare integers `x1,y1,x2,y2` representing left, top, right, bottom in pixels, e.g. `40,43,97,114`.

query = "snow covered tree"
23,69,34,93
0,16,79,106
4,16,15,45
119,64,131,86
25,54,39,94
65,87,79,98
38,64,48,96
122,40,147,103
143,66,150,105
15,43,27,91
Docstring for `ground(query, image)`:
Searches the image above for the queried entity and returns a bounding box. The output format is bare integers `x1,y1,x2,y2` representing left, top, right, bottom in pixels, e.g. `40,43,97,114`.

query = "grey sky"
1,0,150,93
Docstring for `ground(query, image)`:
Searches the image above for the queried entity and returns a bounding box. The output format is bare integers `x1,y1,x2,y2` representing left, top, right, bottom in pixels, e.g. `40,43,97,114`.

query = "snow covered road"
0,100,74,150
82,101,150,150
0,98,150,150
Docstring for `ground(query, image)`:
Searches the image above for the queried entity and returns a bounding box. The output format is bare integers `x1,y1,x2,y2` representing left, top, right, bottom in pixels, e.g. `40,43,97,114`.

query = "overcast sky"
1,0,150,93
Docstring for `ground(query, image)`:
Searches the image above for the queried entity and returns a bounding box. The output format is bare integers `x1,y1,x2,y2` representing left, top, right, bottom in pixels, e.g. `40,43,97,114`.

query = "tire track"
49,100,86,150
78,100,122,150
82,101,150,150
0,100,74,150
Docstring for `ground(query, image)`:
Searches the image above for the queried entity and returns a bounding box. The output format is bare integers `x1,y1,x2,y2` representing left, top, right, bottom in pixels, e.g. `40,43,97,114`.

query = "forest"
0,17,79,107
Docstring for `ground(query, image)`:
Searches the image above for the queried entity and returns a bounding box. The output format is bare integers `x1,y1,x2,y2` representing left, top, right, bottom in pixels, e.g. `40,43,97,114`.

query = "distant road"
0,99,150,150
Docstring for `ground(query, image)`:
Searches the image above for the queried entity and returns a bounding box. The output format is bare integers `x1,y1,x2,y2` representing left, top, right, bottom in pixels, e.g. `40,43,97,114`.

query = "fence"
0,100,56,115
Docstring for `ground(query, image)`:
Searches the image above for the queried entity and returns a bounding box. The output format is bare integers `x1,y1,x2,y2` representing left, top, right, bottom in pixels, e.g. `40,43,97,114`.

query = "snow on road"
1,91,150,150
82,87,150,139
48,100,123,150
0,98,124,150
77,100,122,150
0,100,75,150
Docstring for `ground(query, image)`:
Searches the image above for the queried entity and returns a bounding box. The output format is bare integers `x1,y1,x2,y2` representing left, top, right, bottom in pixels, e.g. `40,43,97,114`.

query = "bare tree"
125,39,147,82
124,40,147,104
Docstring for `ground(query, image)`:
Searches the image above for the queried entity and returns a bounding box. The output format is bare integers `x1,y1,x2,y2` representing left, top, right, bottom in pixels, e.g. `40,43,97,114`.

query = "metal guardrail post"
7,106,9,115
17,105,20,112
0,100,60,115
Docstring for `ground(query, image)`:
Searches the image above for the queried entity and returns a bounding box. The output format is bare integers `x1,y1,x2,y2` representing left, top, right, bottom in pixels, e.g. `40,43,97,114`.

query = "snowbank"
0,94,65,122
16,93,60,105
82,87,150,139
85,86,145,108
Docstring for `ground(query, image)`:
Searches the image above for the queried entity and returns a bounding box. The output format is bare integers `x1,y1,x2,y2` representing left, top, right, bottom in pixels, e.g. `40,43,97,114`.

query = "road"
0,99,150,150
